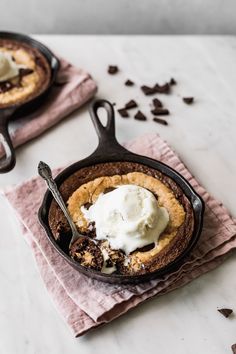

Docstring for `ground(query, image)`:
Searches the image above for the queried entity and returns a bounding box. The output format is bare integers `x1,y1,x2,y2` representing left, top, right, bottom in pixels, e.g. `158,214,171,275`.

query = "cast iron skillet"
39,99,204,284
0,31,60,173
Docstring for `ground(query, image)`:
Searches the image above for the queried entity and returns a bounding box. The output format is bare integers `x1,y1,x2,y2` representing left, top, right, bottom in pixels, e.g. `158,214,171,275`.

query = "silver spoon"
38,161,96,250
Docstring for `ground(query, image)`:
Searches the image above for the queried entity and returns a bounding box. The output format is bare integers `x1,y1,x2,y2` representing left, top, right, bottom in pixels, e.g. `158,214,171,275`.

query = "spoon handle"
38,161,79,237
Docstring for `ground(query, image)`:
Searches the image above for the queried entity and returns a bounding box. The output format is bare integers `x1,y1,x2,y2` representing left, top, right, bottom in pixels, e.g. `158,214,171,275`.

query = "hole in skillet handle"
89,99,116,141
89,99,129,156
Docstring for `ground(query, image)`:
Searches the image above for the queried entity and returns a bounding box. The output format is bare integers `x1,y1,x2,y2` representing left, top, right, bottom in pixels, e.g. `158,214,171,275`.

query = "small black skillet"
38,99,204,284
0,31,59,173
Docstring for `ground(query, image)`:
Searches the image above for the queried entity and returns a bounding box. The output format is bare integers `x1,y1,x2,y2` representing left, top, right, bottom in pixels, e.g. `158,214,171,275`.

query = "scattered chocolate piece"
108,65,119,74
183,97,194,104
232,344,236,354
152,98,163,108
218,308,233,318
153,117,168,126
151,108,169,116
170,78,177,85
112,102,116,106
155,83,170,94
118,108,129,118
125,99,138,109
134,110,147,121
125,79,134,86
141,85,156,95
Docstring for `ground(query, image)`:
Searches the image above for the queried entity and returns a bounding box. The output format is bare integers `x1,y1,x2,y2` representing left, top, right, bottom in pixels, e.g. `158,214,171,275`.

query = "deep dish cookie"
48,162,194,276
0,38,51,108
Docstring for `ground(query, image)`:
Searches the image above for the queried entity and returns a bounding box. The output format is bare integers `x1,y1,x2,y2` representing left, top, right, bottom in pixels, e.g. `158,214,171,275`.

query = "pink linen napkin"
2,133,236,337
0,58,97,156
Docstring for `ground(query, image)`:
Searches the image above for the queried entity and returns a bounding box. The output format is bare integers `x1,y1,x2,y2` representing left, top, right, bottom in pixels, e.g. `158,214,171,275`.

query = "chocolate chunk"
108,65,119,74
183,97,194,104
125,79,134,86
170,78,177,85
0,81,14,93
118,108,129,118
151,108,169,116
19,68,34,76
125,99,138,109
152,98,163,108
232,344,236,354
134,110,147,121
83,202,92,210
141,85,156,95
142,82,170,95
153,117,168,126
105,258,114,268
86,222,97,239
104,187,116,194
155,83,170,94
218,308,233,318
134,243,155,253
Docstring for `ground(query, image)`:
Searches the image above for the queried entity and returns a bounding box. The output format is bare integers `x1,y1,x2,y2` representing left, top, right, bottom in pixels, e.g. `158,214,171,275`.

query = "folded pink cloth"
2,134,236,337
0,58,97,156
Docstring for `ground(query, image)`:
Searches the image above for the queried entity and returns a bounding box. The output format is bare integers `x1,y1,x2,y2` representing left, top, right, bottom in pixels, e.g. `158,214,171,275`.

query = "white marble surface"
0,36,236,354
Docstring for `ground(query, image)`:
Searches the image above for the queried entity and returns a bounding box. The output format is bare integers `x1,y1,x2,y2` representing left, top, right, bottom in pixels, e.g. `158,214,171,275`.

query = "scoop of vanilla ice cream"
81,184,169,255
0,52,21,82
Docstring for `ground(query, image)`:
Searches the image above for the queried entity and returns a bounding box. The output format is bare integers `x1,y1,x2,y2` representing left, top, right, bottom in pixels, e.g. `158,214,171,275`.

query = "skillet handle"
89,99,127,154
0,116,16,173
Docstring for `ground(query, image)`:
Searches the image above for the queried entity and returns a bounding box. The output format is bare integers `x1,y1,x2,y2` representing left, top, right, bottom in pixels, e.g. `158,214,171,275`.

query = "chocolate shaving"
183,97,194,104
153,117,168,126
170,78,177,85
151,108,169,116
125,99,138,109
108,65,119,74
218,308,233,318
152,98,163,108
125,79,134,86
134,110,147,121
155,83,170,94
232,344,236,354
118,108,129,118
141,85,156,95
